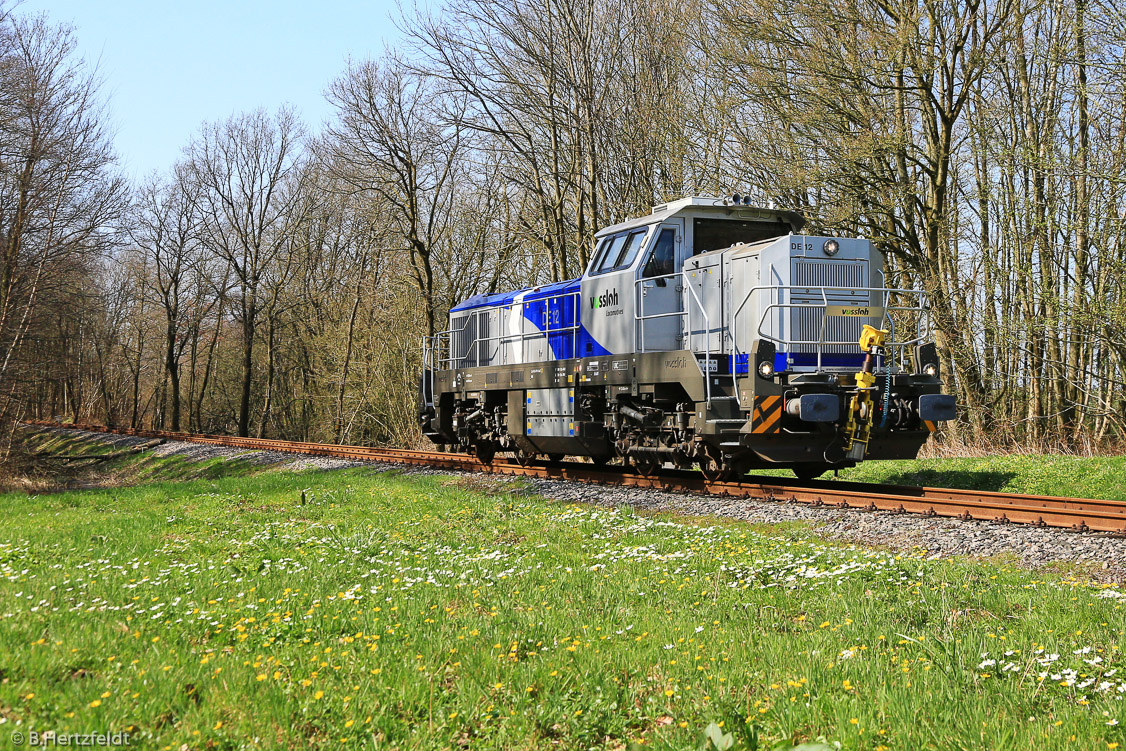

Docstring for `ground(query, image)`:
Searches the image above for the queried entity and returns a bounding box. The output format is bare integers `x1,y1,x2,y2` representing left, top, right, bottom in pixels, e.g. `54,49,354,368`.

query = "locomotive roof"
594,196,805,238
451,198,806,314
450,277,580,313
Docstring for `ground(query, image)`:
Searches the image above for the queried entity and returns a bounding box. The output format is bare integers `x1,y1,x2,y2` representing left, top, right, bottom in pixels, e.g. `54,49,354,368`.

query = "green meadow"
0,441,1124,751
826,453,1126,502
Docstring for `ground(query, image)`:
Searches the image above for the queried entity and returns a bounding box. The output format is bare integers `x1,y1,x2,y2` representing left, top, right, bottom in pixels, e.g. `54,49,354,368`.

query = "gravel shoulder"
49,426,1126,579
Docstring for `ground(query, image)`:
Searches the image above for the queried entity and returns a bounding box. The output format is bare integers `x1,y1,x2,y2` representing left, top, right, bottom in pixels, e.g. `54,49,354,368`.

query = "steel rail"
29,422,1126,535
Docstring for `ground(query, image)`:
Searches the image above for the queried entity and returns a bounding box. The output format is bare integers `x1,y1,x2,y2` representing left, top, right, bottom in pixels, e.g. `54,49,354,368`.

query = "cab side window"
642,228,676,279
588,236,609,272
594,229,648,274
615,230,647,269
595,234,628,273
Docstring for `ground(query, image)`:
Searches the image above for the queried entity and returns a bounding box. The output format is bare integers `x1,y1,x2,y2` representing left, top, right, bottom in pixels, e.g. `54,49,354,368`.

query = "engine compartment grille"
793,259,867,292
790,259,871,357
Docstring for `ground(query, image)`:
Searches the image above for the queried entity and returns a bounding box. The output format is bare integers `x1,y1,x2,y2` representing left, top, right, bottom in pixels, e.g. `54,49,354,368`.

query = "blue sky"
24,0,404,178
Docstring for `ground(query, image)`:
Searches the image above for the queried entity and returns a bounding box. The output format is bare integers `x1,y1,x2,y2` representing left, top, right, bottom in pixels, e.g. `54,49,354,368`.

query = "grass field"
1,445,1125,750
825,454,1126,502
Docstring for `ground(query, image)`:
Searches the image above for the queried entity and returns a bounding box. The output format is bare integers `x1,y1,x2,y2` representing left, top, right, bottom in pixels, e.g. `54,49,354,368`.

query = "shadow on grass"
872,469,1019,492
5,427,279,494
124,453,265,483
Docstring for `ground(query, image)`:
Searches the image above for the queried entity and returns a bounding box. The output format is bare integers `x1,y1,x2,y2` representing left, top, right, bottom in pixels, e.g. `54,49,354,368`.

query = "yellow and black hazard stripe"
750,395,783,434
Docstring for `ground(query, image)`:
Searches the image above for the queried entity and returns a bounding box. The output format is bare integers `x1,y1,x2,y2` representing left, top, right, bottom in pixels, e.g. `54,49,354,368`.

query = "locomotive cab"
580,200,804,357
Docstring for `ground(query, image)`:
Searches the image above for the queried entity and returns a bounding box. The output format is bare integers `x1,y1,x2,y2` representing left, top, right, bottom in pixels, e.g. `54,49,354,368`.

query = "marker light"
923,363,938,377
758,360,775,378
823,239,840,256
732,193,742,204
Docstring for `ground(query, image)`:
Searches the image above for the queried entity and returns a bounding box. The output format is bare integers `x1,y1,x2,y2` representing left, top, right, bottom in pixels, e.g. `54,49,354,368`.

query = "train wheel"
632,457,661,477
513,449,536,466
793,465,827,481
699,453,733,482
473,443,495,465
546,453,566,464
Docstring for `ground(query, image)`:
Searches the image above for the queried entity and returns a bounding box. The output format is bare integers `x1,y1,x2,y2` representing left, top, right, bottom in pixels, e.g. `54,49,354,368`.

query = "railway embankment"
18,424,1126,576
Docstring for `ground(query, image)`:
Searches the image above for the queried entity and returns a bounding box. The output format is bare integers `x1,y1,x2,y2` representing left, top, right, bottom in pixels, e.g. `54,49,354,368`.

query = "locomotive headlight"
758,360,775,378
823,239,840,256
923,363,938,377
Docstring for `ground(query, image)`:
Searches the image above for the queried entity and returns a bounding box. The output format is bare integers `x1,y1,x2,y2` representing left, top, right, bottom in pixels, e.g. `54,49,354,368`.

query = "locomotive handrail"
486,291,581,365
731,285,930,409
633,271,683,354
432,309,480,370
434,289,581,370
683,278,718,406
634,270,723,405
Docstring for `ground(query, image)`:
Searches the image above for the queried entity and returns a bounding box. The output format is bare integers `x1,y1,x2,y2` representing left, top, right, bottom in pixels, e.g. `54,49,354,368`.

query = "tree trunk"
238,302,255,437
257,315,276,439
335,276,364,444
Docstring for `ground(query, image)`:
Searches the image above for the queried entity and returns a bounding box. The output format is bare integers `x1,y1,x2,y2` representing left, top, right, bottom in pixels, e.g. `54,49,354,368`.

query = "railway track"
31,422,1126,535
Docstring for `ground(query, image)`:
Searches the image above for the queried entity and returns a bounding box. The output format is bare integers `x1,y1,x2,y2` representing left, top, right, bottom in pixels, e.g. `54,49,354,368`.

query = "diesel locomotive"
419,196,955,479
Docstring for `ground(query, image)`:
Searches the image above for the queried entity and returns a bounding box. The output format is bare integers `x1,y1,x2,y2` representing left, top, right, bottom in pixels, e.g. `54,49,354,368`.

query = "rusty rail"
29,422,1126,534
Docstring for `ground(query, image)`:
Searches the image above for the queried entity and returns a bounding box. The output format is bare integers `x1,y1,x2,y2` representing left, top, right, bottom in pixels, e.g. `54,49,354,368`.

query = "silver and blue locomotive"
420,196,955,479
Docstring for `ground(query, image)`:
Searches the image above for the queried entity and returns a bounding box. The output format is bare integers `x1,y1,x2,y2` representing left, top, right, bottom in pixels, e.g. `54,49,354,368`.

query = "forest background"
2,0,1123,452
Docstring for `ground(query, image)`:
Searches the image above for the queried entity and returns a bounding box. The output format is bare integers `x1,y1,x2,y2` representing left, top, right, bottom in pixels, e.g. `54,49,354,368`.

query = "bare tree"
188,107,307,436
127,164,202,430
326,58,463,336
0,11,125,426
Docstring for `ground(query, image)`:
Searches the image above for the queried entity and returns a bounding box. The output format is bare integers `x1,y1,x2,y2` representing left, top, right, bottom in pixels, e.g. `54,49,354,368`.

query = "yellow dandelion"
314,690,325,700
89,700,102,708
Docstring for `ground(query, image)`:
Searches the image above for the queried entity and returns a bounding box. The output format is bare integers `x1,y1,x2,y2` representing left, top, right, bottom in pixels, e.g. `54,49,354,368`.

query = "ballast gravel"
45,427,1126,578
519,477,1126,579
45,427,370,472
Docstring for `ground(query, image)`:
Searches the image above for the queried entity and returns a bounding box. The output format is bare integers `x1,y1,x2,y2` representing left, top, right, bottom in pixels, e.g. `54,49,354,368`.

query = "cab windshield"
590,227,651,274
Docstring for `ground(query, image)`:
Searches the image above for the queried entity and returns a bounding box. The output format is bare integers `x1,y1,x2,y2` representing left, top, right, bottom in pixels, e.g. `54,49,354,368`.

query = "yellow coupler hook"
843,324,889,461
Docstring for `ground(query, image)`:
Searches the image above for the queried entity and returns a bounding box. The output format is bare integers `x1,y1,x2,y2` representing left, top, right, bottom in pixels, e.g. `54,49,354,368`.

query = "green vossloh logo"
590,288,619,309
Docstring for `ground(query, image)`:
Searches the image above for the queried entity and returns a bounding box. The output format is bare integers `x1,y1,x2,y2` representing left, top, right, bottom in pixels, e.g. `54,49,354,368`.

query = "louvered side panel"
793,260,867,292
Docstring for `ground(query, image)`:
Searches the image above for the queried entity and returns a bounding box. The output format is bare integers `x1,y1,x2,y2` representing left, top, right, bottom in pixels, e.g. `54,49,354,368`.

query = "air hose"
873,344,891,425
879,347,892,429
